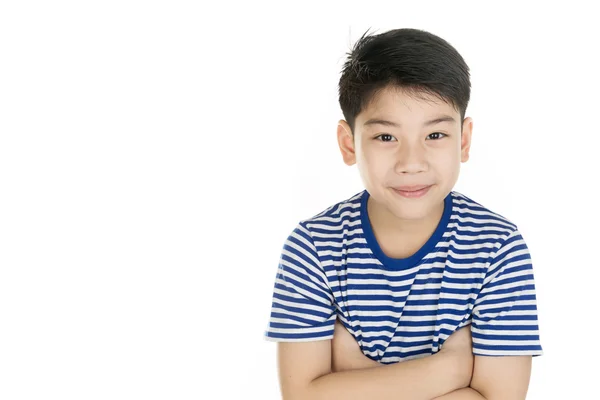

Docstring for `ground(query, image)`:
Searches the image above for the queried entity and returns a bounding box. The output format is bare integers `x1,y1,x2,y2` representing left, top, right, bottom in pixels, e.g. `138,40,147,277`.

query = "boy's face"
337,85,473,224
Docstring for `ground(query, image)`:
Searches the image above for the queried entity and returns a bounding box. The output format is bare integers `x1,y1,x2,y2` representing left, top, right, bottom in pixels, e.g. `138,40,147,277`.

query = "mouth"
392,185,433,198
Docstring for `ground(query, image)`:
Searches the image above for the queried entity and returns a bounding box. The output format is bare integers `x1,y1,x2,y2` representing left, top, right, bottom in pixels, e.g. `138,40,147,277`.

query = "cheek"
362,148,390,172
433,147,460,165
433,152,461,181
356,147,387,183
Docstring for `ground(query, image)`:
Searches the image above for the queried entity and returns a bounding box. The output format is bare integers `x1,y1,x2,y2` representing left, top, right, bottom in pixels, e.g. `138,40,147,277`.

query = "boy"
264,28,543,400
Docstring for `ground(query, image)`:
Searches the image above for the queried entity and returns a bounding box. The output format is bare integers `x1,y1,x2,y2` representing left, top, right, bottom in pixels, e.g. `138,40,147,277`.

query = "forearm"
304,352,466,400
432,387,486,400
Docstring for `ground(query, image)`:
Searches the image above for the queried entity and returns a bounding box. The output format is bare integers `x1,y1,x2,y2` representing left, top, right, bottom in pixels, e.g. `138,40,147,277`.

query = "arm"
431,229,541,400
431,388,486,399
278,322,474,400
278,339,466,400
331,325,533,400
432,355,532,400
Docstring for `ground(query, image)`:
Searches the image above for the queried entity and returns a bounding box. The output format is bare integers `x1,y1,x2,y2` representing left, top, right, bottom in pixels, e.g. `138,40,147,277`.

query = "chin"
382,198,426,214
384,188,440,218
391,206,433,221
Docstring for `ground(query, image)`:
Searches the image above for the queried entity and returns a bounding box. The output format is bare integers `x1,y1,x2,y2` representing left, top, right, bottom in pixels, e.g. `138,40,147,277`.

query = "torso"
306,189,514,364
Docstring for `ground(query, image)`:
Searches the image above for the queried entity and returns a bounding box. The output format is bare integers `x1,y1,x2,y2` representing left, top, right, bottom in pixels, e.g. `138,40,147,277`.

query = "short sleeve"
471,229,543,357
264,222,336,342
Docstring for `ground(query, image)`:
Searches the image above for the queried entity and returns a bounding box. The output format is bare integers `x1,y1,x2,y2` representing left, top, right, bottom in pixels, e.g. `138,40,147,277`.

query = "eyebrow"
363,115,457,128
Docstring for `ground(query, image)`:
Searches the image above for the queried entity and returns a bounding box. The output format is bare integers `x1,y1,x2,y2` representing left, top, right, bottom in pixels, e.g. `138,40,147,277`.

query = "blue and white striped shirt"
264,189,543,363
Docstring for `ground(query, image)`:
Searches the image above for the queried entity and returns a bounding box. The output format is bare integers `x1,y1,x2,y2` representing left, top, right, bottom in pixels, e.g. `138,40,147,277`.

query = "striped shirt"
264,189,543,363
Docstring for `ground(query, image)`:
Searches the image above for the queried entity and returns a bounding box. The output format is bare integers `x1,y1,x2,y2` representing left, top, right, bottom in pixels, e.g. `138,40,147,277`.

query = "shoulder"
279,190,364,249
276,191,365,276
447,190,534,260
450,190,519,234
279,190,365,257
297,190,365,231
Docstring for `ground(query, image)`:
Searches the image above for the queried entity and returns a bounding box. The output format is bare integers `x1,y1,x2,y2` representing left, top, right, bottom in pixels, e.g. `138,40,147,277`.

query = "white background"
1,1,598,399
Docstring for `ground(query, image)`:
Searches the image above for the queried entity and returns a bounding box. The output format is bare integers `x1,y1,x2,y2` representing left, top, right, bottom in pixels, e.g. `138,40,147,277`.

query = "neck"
367,196,445,239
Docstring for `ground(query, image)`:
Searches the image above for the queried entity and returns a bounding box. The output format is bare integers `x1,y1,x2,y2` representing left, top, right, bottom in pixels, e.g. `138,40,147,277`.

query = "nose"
394,141,428,174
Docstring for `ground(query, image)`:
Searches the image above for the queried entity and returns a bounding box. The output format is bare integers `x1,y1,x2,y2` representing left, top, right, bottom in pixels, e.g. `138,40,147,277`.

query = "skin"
337,85,473,258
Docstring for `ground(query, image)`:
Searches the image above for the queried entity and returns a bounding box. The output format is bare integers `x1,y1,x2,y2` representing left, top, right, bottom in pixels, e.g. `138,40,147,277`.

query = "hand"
331,318,379,372
439,324,474,387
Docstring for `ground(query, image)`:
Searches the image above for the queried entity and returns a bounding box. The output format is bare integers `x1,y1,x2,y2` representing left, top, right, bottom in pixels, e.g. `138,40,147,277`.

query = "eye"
375,134,397,142
427,132,448,140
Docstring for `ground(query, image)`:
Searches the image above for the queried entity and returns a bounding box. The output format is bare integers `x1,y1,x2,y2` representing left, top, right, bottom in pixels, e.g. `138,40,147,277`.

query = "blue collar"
360,190,453,269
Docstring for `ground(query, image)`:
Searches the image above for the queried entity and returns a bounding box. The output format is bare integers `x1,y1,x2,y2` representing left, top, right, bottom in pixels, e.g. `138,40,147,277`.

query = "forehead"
360,86,457,122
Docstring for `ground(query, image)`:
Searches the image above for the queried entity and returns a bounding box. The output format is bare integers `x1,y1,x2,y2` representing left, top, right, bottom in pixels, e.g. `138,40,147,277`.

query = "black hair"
338,28,471,134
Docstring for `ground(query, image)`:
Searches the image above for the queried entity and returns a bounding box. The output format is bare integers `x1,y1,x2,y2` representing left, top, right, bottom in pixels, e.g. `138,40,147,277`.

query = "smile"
392,185,432,198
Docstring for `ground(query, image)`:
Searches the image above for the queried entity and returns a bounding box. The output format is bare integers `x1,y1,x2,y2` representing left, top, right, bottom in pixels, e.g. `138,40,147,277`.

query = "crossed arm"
433,356,532,400
276,321,532,400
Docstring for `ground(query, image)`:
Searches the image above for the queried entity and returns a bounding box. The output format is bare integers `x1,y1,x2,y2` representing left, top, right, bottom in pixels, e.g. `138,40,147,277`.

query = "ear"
461,117,473,163
337,120,356,166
